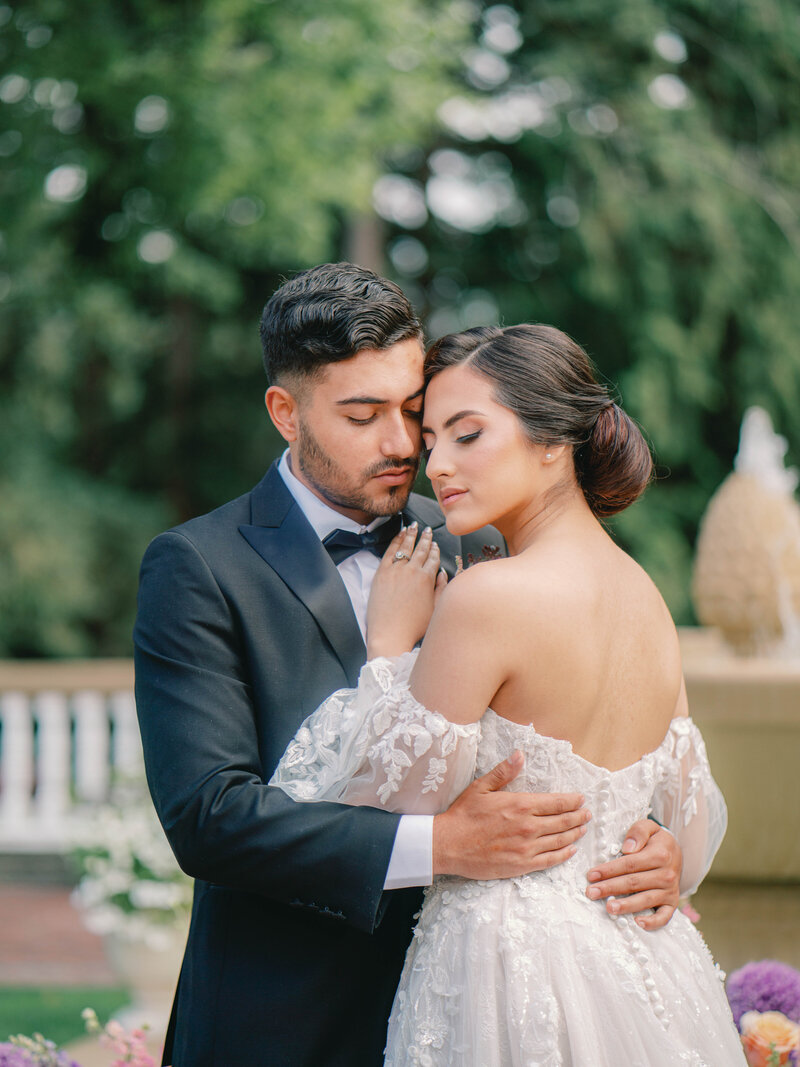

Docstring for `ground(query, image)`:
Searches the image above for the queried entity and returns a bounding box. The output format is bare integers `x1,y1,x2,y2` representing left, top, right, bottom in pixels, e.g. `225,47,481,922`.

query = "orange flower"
740,1010,800,1066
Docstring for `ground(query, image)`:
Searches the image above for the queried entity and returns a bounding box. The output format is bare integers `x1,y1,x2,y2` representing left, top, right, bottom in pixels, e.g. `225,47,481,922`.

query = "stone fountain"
683,407,800,883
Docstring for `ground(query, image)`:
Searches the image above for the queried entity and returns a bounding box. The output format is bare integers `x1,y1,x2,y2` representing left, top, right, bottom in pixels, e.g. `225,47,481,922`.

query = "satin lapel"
239,466,366,684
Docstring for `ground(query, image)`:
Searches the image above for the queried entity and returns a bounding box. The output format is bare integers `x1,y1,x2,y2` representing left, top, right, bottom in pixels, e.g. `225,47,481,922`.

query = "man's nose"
381,414,418,458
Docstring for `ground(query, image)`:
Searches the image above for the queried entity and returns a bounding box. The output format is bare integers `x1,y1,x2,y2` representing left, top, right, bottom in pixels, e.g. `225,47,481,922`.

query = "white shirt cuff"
383,815,434,890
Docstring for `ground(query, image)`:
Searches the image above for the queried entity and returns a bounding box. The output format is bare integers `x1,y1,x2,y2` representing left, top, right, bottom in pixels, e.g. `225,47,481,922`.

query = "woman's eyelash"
456,430,482,445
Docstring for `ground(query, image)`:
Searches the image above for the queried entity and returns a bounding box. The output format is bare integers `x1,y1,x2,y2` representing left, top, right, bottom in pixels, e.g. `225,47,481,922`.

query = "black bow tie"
322,514,404,565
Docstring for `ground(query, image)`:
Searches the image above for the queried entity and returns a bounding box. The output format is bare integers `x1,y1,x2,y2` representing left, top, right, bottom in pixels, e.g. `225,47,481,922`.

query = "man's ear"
265,385,300,442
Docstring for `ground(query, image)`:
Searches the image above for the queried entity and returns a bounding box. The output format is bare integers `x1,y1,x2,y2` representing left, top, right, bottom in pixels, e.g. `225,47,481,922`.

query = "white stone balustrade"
0,660,139,853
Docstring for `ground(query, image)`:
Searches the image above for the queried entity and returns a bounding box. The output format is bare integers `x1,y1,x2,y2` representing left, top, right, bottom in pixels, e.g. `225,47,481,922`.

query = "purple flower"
0,1043,79,1067
0,1046,35,1067
727,960,800,1028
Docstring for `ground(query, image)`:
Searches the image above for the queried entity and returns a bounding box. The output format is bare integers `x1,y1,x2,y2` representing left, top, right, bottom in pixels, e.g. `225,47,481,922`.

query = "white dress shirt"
278,452,433,890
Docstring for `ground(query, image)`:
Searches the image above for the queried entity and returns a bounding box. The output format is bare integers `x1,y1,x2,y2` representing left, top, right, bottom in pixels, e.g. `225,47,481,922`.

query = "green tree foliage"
377,0,800,619
0,0,469,655
2,0,798,655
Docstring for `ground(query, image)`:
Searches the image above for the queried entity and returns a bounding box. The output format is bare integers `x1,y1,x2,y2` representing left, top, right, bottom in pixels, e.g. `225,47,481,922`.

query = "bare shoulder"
623,551,680,632
434,555,556,636
433,560,505,626
618,549,684,672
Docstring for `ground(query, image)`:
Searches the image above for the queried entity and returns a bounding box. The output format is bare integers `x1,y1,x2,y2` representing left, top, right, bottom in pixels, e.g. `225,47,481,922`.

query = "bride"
270,324,745,1065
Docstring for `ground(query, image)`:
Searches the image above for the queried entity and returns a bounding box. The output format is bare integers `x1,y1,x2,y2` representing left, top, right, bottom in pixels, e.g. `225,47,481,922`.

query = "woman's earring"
545,452,552,460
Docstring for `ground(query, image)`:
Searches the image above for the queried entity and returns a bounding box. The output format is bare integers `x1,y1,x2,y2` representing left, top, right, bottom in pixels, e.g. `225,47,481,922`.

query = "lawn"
0,987,129,1048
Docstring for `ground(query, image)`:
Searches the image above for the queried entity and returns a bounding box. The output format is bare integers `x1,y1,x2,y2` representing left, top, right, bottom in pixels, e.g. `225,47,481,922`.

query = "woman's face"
422,362,548,537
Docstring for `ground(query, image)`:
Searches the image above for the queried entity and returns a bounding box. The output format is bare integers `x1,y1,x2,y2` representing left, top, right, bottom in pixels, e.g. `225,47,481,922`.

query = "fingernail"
587,887,600,900
424,526,432,535
622,838,636,852
579,824,588,836
409,521,418,530
608,897,620,913
636,918,646,928
587,870,600,882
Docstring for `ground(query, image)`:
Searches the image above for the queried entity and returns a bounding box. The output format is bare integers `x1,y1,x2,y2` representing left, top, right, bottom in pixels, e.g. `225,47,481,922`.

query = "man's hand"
433,752,590,879
585,820,682,931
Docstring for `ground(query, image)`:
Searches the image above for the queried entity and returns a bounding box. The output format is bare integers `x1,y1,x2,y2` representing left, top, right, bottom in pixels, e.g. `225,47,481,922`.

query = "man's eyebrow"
336,387,424,406
422,409,485,433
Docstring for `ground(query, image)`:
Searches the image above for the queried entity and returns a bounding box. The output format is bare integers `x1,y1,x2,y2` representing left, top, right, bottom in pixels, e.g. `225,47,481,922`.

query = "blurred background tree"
1,0,798,656
0,0,468,655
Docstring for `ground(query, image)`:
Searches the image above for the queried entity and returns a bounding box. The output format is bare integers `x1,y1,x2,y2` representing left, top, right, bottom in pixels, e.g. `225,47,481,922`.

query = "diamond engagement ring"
392,551,411,563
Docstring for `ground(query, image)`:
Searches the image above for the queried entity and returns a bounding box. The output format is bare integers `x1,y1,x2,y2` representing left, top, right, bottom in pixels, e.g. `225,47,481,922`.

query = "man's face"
289,338,425,524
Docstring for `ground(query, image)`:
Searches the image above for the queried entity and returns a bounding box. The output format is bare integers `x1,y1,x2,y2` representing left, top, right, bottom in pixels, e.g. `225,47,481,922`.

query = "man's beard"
297,421,420,518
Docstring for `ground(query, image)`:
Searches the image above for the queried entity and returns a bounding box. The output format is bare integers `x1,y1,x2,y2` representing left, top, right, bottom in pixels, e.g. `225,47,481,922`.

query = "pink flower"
740,1010,800,1066
680,902,701,924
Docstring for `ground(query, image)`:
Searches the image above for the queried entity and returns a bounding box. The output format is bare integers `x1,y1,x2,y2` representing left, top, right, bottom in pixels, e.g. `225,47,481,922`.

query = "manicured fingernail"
579,824,588,836
588,870,600,882
423,526,432,535
409,521,418,530
636,918,647,928
608,897,620,913
587,887,600,900
622,838,636,852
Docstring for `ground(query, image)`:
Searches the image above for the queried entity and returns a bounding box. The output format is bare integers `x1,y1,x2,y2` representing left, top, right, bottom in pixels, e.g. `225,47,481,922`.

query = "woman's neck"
499,484,599,557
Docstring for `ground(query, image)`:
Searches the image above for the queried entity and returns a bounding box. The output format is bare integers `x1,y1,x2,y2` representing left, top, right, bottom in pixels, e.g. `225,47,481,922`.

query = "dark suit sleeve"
133,530,402,934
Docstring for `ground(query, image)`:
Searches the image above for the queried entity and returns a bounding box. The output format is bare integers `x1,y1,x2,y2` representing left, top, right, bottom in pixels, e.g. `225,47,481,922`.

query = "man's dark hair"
260,262,423,384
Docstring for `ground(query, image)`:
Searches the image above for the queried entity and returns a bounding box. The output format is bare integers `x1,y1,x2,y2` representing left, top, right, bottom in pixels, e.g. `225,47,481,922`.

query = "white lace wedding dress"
270,653,745,1066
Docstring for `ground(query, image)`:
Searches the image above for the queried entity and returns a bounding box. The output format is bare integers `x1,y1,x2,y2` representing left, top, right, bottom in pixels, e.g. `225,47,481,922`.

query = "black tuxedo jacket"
133,462,501,1067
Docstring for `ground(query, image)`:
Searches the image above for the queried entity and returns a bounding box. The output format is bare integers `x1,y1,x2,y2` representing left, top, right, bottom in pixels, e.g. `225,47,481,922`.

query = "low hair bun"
576,403,653,517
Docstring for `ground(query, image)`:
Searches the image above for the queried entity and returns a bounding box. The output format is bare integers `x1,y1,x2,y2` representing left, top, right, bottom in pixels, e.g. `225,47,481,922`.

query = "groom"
134,263,683,1067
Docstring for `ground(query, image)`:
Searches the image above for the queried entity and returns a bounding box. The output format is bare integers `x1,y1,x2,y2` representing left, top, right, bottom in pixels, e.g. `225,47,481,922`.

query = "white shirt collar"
277,450,387,538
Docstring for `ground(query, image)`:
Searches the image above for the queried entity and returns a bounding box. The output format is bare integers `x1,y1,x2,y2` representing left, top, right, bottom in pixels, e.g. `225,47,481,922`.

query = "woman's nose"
424,442,452,479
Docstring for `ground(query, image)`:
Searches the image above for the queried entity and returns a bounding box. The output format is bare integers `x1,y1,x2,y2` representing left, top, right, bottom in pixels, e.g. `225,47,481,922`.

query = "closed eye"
347,415,376,425
456,430,482,445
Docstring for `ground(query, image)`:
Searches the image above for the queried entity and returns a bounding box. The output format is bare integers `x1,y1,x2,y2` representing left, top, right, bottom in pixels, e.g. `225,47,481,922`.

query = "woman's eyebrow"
421,409,485,434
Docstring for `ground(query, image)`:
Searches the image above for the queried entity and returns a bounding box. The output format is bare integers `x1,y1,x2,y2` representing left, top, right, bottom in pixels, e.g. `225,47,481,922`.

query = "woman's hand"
366,522,448,658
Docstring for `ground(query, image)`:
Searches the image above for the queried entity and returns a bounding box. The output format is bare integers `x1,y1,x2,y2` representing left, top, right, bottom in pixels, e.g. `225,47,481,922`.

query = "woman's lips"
439,488,467,507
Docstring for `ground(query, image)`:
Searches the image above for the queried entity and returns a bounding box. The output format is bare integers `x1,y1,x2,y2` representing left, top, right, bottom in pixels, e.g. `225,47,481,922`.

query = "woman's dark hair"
260,262,423,384
424,324,652,517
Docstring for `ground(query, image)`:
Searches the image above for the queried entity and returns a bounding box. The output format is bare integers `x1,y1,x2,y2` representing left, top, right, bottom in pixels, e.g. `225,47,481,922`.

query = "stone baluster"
0,691,35,838
73,689,110,804
110,690,143,777
34,690,72,831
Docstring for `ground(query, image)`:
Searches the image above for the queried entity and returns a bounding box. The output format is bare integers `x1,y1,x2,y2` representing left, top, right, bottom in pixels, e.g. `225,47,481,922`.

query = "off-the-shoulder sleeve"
269,652,481,815
650,718,728,896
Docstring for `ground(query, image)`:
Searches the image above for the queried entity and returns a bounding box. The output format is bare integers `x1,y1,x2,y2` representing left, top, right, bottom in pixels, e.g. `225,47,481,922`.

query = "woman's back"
448,519,683,773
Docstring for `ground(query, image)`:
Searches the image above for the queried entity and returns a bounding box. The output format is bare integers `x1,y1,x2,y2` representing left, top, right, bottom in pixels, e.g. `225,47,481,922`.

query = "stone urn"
104,916,189,1031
